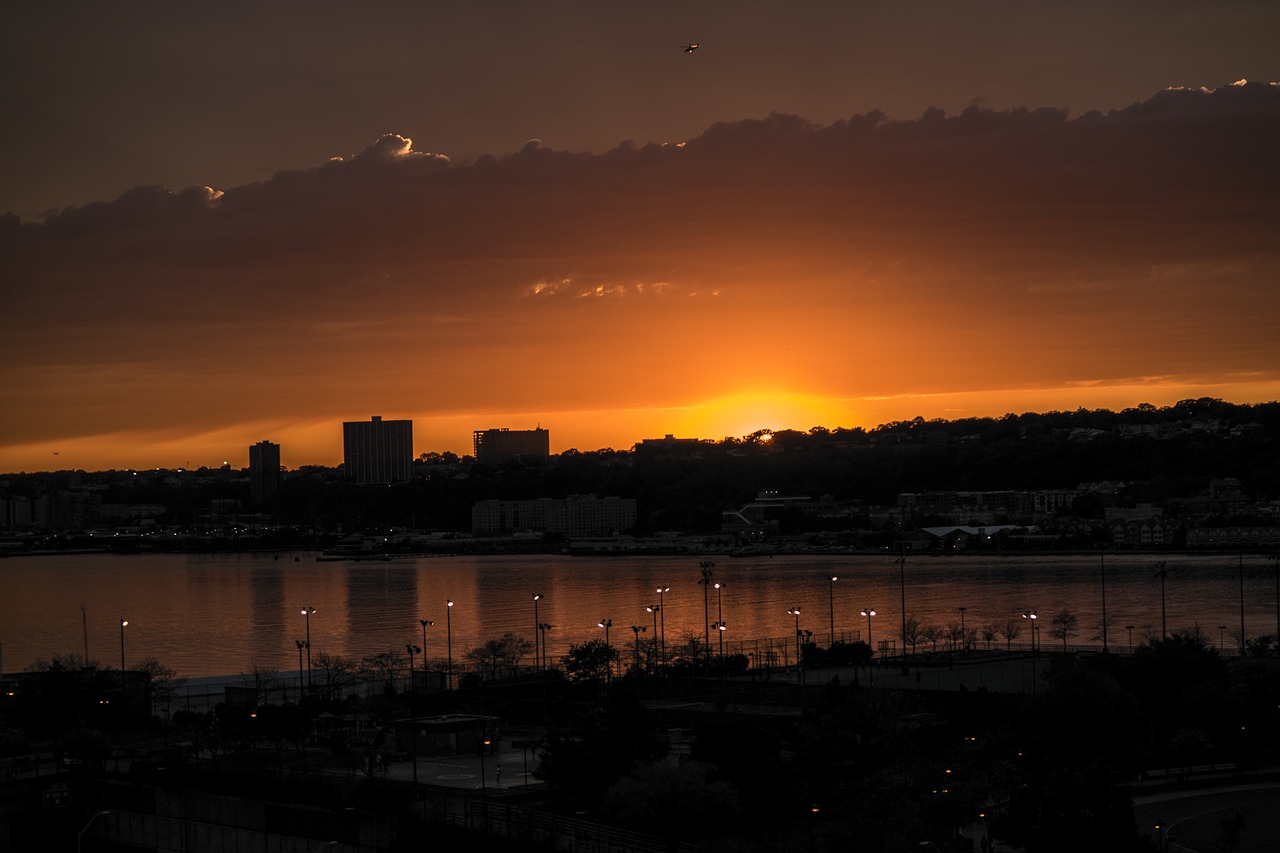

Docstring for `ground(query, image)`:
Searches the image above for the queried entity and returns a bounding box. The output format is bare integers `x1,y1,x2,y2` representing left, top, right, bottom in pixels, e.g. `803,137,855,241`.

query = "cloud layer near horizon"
3,82,1279,468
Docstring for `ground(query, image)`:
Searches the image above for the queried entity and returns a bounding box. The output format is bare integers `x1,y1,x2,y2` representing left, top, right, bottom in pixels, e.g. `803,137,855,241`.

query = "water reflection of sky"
4,551,1275,678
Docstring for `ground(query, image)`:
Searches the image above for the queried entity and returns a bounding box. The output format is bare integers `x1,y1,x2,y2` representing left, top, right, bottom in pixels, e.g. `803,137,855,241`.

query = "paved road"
1133,784,1280,853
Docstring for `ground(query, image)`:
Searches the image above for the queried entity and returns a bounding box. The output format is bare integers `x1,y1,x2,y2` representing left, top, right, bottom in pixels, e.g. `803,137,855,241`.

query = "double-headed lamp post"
446,599,454,690
598,618,613,681
420,619,433,695
300,607,316,689
295,639,308,699
532,594,544,673
405,643,421,783
646,604,661,672
656,586,670,667
861,609,876,656
119,618,128,686
630,625,647,671
699,562,715,656
829,576,839,646
788,607,802,667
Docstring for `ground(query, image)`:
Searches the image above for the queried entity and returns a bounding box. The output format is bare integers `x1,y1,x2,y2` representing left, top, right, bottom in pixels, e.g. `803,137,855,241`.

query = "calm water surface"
2,551,1276,678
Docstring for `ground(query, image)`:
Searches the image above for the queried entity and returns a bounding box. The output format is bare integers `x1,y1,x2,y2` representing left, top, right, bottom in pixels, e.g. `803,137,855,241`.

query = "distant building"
635,434,709,457
471,494,636,537
472,428,549,465
344,416,414,484
248,440,281,505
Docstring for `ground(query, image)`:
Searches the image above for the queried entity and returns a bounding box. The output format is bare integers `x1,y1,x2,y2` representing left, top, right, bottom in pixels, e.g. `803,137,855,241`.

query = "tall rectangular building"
248,440,281,505
473,428,550,465
344,416,414,484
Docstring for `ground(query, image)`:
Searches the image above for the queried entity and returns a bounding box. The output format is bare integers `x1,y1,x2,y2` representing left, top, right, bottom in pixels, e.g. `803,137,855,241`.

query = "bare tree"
981,624,998,651
1049,609,1079,652
240,661,282,705
946,622,965,652
903,616,921,654
921,624,944,653
465,633,533,680
999,619,1022,651
312,651,357,702
138,657,186,714
359,650,407,695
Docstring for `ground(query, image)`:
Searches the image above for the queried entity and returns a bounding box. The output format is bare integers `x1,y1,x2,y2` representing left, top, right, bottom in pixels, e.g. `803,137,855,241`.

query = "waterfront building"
471,493,636,537
343,416,414,484
472,427,549,465
248,440,281,505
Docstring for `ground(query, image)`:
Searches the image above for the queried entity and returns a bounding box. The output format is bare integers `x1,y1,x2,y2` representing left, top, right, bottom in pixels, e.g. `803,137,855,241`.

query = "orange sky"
2,5,1279,473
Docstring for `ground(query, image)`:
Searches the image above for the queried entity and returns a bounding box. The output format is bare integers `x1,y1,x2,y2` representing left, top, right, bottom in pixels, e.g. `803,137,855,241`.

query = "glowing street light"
699,562,715,656
788,607,802,667
532,594,544,673
828,575,839,646
300,607,316,689
446,599,454,690
118,618,128,686
646,604,661,672
420,618,433,695
656,586,670,667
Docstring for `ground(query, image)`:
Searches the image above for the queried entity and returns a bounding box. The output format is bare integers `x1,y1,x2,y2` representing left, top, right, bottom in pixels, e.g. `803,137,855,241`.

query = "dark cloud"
1,82,1278,454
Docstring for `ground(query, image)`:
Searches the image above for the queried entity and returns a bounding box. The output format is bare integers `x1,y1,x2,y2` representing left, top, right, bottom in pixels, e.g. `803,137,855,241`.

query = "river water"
2,551,1276,678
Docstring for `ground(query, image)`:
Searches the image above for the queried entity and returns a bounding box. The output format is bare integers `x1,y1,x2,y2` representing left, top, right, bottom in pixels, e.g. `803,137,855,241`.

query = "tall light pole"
1239,552,1247,653
1126,625,1135,653
295,639,308,700
532,594,543,674
1023,609,1038,694
446,599,454,690
828,575,839,646
958,607,967,653
119,617,128,687
538,623,553,671
896,548,908,659
714,621,726,657
300,607,316,689
420,619,433,696
405,644,421,784
598,618,613,681
861,608,876,657
715,581,725,655
788,607,802,668
646,604,661,672
699,562,715,656
630,625,647,672
1154,562,1168,641
1099,546,1109,652
656,586,670,667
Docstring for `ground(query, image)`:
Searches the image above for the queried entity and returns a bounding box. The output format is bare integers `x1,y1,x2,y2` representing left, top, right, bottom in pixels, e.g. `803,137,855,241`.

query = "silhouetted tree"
561,639,619,684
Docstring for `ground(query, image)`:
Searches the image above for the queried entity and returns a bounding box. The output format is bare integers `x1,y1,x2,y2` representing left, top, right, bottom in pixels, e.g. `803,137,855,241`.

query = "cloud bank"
2,82,1278,466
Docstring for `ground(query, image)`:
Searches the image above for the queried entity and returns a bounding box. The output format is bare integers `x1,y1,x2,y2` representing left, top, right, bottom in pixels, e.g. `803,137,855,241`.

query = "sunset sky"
2,2,1278,472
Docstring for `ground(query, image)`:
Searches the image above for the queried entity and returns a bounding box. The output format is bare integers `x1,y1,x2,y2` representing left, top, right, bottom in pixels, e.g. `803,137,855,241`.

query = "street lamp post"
1023,609,1038,693
532,594,543,674
538,623,553,671
1099,546,1109,652
405,643,421,784
630,625,647,672
1239,552,1247,653
598,618,612,681
959,607,967,653
699,562,715,657
788,608,802,668
295,639,308,700
896,548,908,659
656,586,670,667
1154,562,1168,640
1219,624,1227,649
1126,625,1135,653
828,575,839,646
119,618,128,688
300,607,316,689
420,619,433,696
646,604,661,672
446,599,454,690
714,621,726,657
861,609,876,657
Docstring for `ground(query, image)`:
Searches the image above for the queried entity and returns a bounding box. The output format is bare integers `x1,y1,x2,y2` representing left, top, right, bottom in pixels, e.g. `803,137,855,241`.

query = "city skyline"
2,4,1278,473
